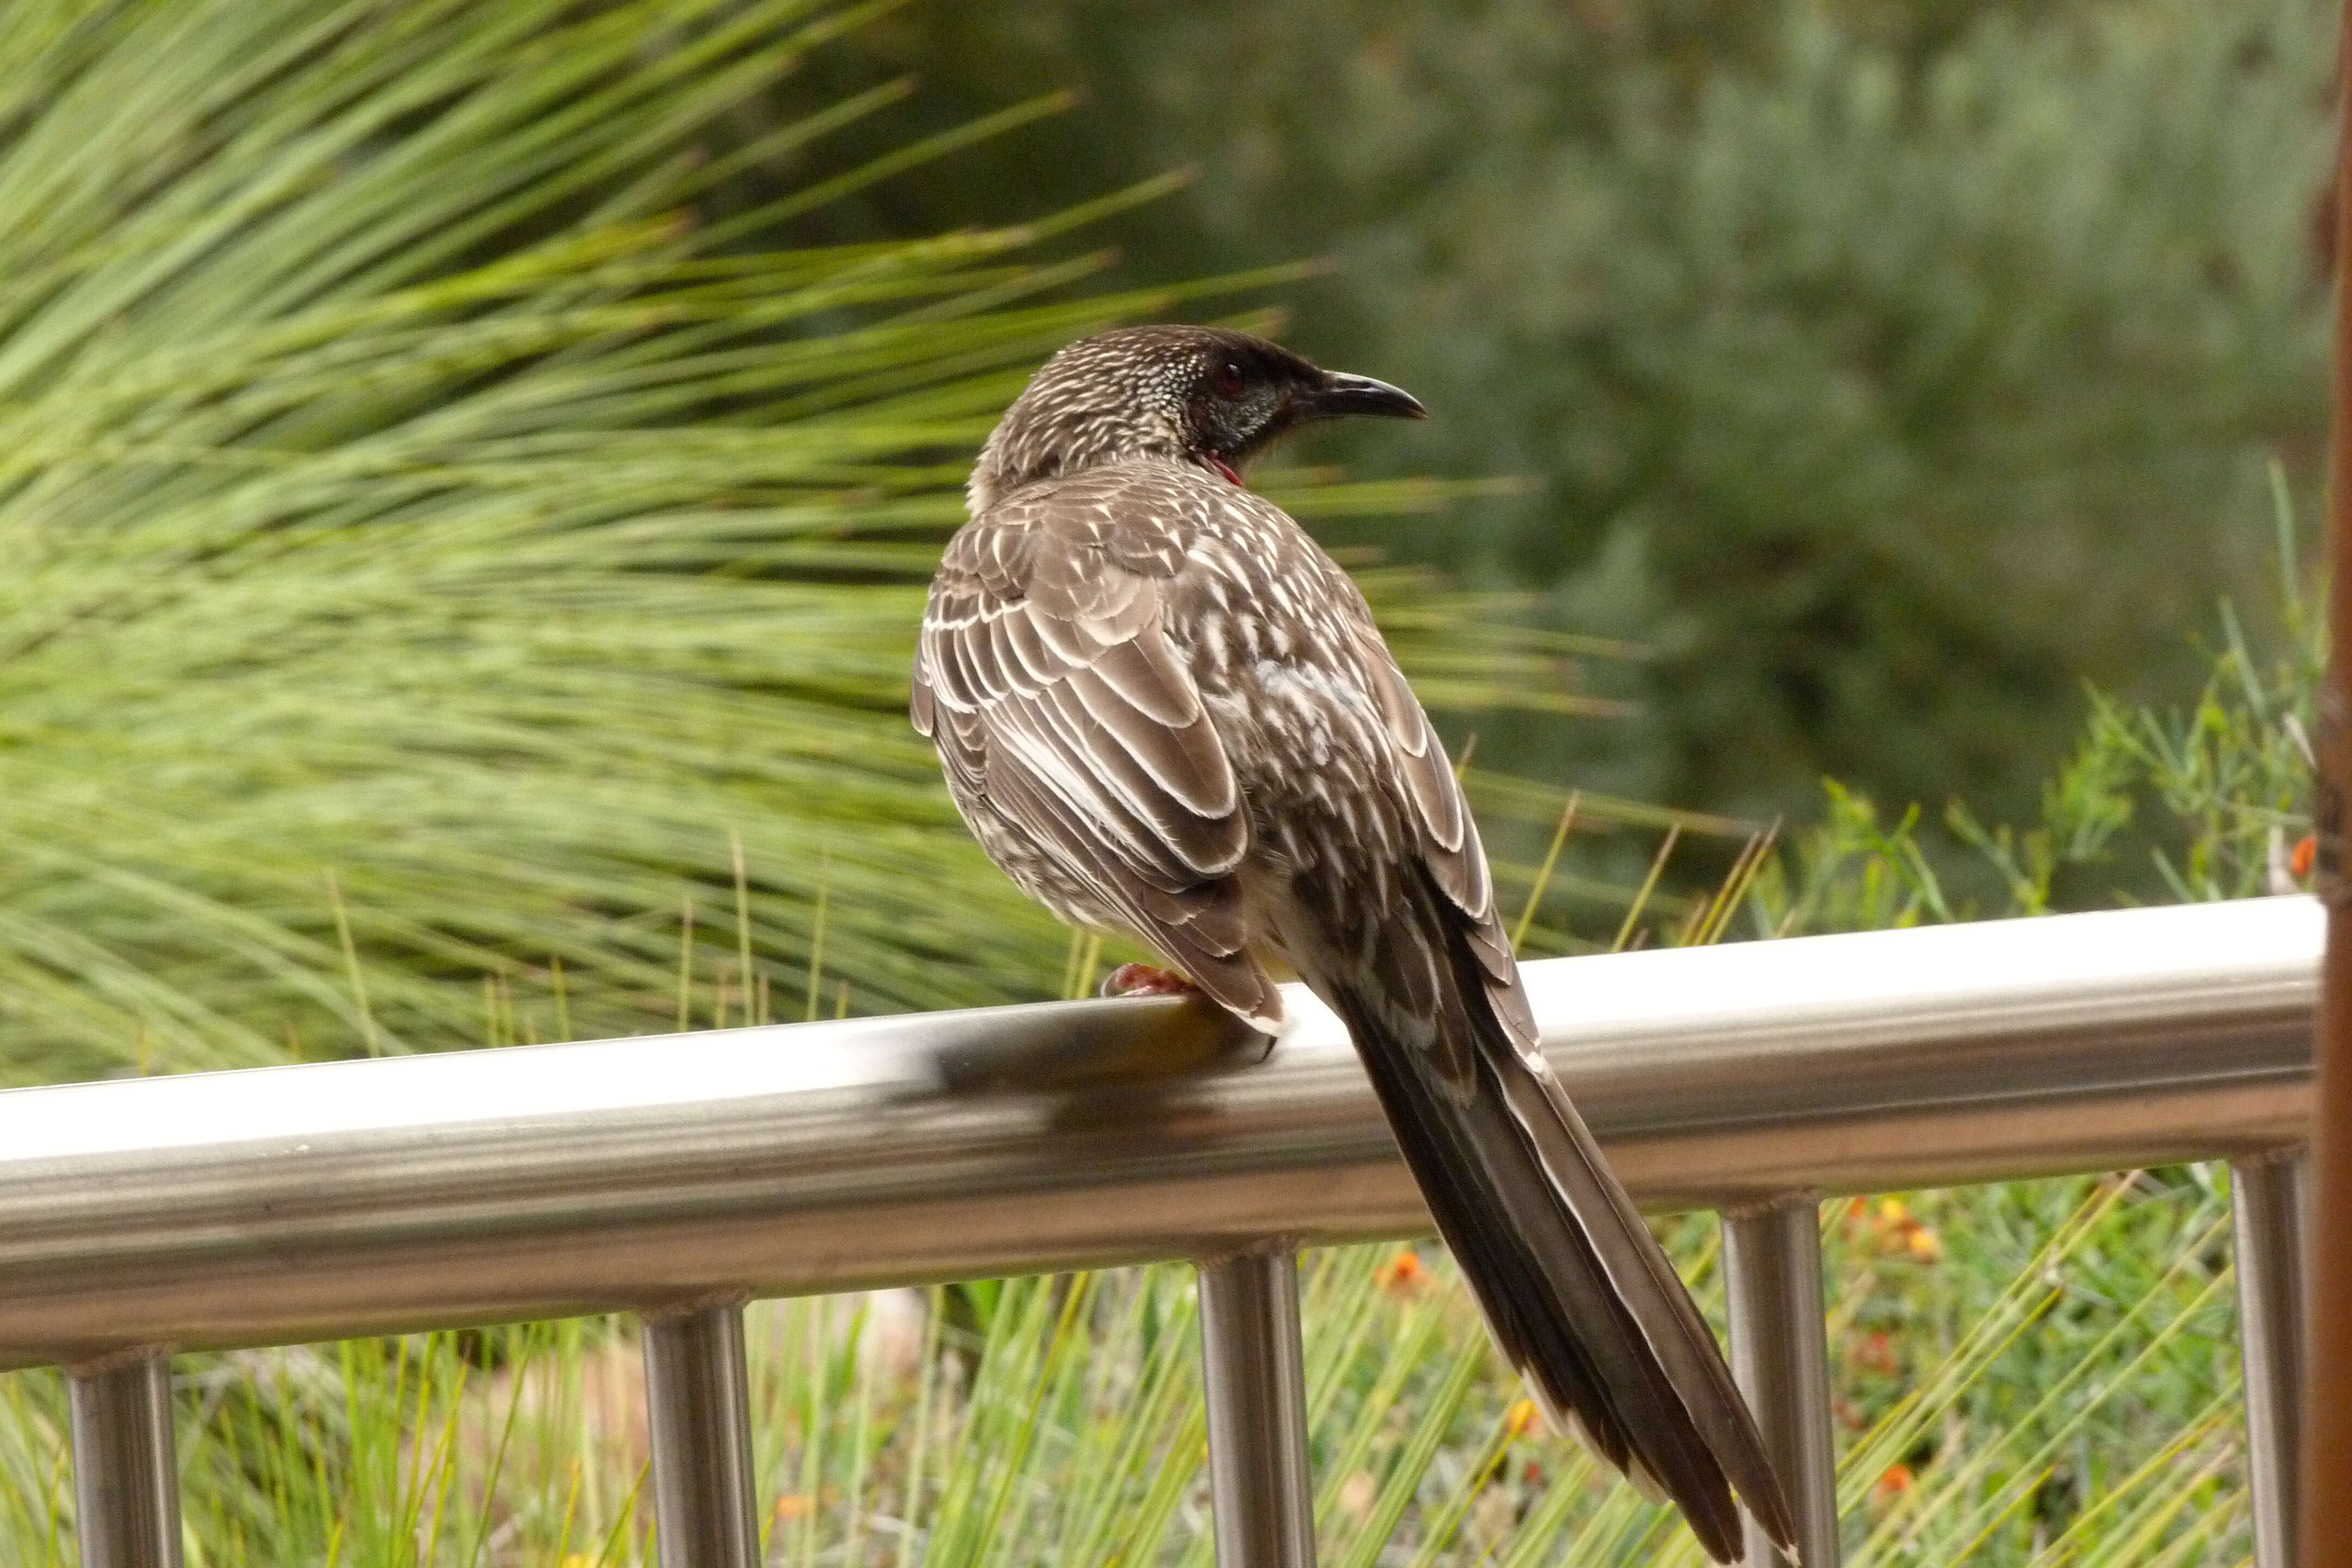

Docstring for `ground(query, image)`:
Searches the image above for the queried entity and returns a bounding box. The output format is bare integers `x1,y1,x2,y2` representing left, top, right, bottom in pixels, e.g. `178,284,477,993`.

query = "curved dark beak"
1301,370,1426,422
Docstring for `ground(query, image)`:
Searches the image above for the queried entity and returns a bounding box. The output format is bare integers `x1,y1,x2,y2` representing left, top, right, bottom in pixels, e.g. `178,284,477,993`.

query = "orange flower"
1873,1463,1915,1500
2293,835,2318,878
1505,1398,1540,1440
1374,1248,1430,1297
773,1494,814,1522
1866,1197,1940,1263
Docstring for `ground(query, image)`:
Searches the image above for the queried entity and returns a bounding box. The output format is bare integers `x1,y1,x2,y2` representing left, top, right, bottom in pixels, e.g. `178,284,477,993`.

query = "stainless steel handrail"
0,895,2312,1365
0,895,2318,1568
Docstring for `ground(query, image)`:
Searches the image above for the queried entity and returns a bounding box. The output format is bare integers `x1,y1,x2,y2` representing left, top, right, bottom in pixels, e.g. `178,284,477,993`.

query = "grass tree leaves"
0,0,1567,1084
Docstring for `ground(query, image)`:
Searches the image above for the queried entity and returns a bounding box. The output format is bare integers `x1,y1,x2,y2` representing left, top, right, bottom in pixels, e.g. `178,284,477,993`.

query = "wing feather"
915,476,1276,1027
1353,625,1496,923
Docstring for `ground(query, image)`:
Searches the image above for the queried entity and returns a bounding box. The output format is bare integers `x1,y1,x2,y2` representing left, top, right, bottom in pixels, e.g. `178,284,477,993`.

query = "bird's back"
934,458,1431,894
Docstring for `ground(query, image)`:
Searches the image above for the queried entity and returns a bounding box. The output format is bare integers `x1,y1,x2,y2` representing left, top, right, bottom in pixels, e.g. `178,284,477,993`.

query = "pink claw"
1100,963,1202,999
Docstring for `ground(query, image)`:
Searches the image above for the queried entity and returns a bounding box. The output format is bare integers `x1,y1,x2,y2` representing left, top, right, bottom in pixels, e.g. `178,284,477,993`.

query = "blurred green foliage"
0,0,1562,1086
1445,474,2316,968
1751,476,2318,934
0,3,2304,1561
771,0,2336,830
3,0,2328,1080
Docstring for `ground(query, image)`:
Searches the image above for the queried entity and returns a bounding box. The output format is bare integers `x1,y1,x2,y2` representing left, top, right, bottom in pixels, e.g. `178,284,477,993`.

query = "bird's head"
967,325,1425,513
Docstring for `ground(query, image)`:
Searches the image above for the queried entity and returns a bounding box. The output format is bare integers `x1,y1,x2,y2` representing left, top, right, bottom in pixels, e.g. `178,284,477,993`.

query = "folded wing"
914,486,1282,1029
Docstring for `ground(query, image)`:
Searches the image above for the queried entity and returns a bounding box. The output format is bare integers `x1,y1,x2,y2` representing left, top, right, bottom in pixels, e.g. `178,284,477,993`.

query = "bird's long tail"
1308,872,1799,1565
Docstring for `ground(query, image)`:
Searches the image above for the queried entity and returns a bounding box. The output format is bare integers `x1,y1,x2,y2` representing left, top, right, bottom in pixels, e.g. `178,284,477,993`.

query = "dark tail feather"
1316,889,1800,1564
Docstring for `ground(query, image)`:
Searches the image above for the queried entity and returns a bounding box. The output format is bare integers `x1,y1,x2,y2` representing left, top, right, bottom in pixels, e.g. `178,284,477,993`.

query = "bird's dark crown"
967,325,1424,513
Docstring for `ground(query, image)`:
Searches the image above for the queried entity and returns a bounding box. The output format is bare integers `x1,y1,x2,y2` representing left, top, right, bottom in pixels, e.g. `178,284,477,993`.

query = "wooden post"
2302,7,2352,1561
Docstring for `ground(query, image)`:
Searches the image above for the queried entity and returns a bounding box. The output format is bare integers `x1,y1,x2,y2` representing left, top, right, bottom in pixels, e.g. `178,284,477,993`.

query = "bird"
911,324,1798,1563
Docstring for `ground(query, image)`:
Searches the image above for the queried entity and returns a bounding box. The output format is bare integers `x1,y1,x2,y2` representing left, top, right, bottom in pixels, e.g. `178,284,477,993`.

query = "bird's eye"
1212,361,1244,399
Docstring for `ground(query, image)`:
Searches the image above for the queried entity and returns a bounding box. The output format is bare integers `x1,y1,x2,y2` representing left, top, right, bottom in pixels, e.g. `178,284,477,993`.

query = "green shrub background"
0,0,2319,1561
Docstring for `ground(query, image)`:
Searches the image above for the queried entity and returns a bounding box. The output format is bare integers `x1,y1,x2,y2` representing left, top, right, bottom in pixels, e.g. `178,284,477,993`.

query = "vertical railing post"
1723,1196,1840,1568
1197,1249,1317,1567
641,1301,762,1568
2233,1149,2311,1568
68,1352,183,1568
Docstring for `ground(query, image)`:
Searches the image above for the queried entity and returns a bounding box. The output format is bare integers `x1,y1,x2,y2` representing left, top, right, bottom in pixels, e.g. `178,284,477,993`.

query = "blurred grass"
0,0,1599,1089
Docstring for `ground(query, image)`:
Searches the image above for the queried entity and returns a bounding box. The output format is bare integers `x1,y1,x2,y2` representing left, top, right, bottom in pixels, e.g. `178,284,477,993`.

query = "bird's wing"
915,476,1282,1029
1350,622,1538,1042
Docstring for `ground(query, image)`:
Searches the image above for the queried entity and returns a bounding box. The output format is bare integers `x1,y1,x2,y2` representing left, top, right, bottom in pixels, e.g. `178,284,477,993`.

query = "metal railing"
0,895,2317,1568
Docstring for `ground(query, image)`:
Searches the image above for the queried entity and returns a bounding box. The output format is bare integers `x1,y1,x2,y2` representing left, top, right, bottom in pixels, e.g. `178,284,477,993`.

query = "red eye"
1213,361,1244,399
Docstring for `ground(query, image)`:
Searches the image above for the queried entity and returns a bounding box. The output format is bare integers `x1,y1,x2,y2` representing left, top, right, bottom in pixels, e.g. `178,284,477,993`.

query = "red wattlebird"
911,326,1798,1563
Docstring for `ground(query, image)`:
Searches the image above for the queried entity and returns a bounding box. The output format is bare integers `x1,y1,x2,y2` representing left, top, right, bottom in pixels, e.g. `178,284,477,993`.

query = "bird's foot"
1100,963,1202,1000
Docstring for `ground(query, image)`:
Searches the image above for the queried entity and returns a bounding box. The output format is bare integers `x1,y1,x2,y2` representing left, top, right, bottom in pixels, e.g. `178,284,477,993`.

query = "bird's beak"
1300,370,1427,422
